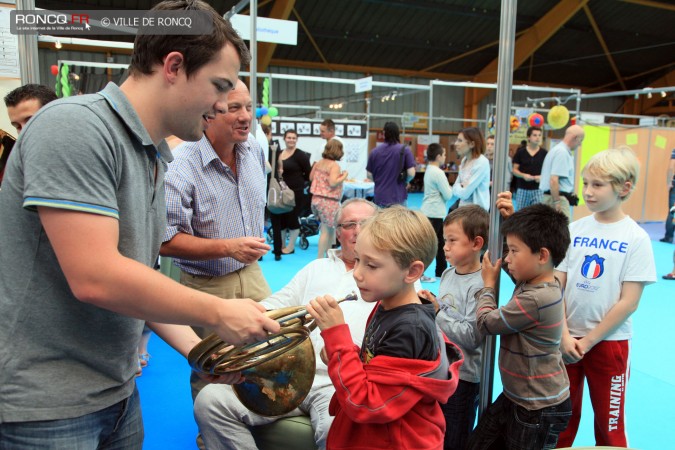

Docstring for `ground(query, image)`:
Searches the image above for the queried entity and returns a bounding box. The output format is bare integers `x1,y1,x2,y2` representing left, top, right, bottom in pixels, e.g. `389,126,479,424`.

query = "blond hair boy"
308,206,463,449
556,147,657,447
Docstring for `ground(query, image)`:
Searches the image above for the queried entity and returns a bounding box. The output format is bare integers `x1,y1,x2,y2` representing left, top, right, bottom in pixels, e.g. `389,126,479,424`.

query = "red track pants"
556,339,630,448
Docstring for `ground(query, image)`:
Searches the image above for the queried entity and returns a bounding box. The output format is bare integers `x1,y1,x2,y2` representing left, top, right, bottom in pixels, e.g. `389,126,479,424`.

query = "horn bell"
233,337,315,416
187,305,318,416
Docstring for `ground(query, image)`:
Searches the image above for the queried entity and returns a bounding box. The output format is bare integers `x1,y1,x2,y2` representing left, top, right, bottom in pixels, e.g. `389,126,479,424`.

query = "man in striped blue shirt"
161,79,272,400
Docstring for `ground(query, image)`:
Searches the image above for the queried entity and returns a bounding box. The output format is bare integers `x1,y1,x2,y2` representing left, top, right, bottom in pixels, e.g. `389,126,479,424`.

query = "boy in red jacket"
308,206,463,449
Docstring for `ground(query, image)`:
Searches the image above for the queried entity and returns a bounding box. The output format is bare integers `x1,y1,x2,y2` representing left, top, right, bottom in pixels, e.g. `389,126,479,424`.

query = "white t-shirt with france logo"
557,215,656,340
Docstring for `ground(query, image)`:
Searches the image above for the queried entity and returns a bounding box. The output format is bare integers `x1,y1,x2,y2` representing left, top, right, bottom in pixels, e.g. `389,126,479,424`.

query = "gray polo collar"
98,82,173,163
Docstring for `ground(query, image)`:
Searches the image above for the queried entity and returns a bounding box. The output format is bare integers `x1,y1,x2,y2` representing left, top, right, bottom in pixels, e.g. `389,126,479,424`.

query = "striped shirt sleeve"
476,286,541,336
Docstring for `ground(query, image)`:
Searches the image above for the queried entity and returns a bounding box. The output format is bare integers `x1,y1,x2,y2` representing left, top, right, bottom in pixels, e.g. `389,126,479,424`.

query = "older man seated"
194,198,380,449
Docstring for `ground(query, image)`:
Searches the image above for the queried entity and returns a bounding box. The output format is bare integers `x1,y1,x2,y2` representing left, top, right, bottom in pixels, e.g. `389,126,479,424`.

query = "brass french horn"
188,292,358,416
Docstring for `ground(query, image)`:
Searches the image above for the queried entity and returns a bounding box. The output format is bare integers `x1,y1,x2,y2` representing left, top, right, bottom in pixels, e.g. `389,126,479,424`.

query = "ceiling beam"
644,104,675,115
618,69,675,114
583,5,626,90
619,0,675,12
257,0,296,73
268,58,585,93
291,7,329,69
637,69,675,112
310,29,468,53
474,0,590,84
421,30,527,73
588,61,675,92
467,0,590,115
269,58,471,81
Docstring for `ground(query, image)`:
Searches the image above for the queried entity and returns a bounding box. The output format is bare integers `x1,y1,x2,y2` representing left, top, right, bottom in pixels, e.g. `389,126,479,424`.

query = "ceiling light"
54,40,62,49
539,101,545,108
634,93,639,99
661,91,667,98
647,92,653,99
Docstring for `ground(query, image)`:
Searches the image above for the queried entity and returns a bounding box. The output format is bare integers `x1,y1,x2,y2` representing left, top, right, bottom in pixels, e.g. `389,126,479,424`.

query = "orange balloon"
510,115,521,133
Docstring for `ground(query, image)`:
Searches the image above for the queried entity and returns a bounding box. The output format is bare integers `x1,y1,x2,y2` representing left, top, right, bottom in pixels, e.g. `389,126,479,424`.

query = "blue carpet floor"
138,193,674,449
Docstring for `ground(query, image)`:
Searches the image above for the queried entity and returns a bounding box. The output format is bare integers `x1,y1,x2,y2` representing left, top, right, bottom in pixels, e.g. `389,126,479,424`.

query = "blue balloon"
259,107,268,117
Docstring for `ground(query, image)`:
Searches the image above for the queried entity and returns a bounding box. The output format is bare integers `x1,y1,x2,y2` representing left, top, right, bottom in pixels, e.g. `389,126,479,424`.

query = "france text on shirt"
572,236,628,253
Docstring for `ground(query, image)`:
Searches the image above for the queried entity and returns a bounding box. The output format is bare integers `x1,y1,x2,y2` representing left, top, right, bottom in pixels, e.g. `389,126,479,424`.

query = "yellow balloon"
260,115,272,126
547,105,570,130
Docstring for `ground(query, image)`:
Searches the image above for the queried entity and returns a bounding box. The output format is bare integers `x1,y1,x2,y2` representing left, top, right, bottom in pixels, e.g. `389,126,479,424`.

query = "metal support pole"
479,0,517,418
366,97,371,138
429,79,434,136
249,0,257,131
17,0,40,84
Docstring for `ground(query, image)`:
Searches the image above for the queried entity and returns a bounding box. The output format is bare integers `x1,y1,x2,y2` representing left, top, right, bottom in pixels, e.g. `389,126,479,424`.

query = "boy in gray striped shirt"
467,204,572,450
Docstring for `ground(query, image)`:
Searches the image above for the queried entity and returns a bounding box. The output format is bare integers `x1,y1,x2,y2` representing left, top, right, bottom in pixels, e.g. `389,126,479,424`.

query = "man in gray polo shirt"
0,1,278,447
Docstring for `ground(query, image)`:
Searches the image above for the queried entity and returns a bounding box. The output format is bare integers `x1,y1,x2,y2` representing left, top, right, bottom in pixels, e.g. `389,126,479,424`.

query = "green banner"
576,125,610,206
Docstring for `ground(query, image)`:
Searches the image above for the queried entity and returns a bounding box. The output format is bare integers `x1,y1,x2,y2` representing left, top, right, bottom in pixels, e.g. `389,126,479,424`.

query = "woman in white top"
450,127,491,211
420,143,453,281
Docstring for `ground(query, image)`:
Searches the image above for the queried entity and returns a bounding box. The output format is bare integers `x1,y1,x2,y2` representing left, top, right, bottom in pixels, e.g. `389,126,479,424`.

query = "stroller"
266,214,320,250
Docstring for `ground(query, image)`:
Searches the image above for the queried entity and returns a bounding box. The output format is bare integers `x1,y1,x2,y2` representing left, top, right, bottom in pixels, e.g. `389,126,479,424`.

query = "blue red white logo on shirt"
581,254,605,279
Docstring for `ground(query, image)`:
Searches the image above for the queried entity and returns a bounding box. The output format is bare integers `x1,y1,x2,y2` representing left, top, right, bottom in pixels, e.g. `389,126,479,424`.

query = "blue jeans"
466,393,571,450
0,387,143,449
441,379,479,450
665,186,675,239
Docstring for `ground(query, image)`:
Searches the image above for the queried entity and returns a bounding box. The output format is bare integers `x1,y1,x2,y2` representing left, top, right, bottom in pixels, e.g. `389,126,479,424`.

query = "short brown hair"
4,84,57,107
128,0,250,78
322,139,344,161
443,205,489,250
283,129,297,139
321,119,335,132
360,206,437,270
